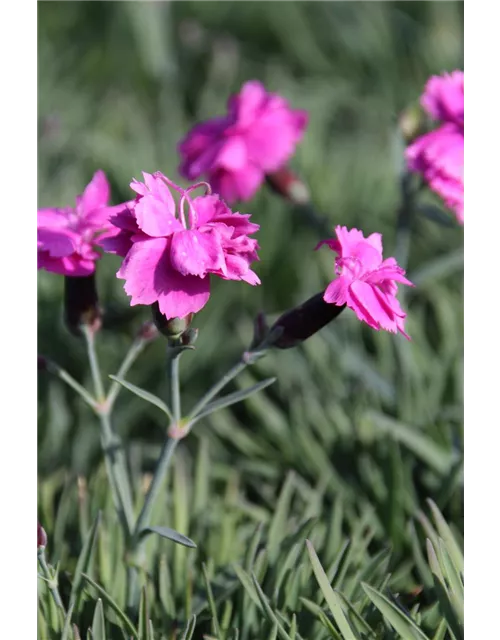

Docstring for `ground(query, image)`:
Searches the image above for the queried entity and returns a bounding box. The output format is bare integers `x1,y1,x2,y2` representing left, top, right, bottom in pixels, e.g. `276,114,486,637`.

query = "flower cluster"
406,70,464,224
36,77,453,339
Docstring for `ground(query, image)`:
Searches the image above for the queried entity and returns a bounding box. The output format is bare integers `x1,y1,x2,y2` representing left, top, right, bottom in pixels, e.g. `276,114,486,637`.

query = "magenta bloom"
38,171,119,276
102,172,260,319
317,226,414,338
178,80,308,203
406,71,464,224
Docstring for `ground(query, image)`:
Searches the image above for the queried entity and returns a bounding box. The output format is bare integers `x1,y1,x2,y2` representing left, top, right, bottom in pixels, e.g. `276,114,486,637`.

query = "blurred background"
38,0,463,578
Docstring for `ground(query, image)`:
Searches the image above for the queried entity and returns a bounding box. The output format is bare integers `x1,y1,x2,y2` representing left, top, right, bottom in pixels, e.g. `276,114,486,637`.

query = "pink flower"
102,172,260,320
38,171,119,276
317,226,414,338
178,80,308,203
38,522,47,549
406,71,464,224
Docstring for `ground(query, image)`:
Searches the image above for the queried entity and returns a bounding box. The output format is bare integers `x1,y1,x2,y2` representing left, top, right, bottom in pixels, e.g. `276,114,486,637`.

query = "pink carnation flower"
38,171,119,276
102,172,260,320
178,80,308,203
406,71,464,224
317,226,414,338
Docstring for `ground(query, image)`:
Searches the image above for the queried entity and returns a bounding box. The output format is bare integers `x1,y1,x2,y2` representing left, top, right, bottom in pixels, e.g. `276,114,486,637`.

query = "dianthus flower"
317,226,414,338
37,171,118,275
406,71,464,224
102,172,260,319
178,80,307,203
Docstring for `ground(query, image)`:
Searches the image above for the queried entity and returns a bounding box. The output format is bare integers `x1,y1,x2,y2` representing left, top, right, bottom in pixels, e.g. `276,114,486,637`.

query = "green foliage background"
37,3,464,639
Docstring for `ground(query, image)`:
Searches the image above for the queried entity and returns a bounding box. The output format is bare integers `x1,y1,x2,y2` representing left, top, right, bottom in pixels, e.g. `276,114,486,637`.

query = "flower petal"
170,230,226,277
77,170,110,215
118,237,169,306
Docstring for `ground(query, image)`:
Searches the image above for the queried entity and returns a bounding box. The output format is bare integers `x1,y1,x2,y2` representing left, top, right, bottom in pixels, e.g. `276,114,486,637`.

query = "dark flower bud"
38,522,47,549
266,167,310,205
268,292,346,349
64,274,101,337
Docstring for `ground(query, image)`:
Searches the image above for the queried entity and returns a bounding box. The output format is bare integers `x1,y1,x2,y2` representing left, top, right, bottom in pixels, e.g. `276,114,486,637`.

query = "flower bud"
38,522,47,549
64,274,102,336
266,167,310,205
136,320,160,343
151,303,194,340
267,292,346,349
398,102,426,144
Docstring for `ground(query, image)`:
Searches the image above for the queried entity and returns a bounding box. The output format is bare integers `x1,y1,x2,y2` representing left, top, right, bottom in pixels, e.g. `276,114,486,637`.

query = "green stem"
83,325,106,402
51,364,98,411
126,350,183,611
82,326,135,537
38,548,65,613
126,437,179,611
395,172,420,272
98,410,135,535
106,337,146,412
170,352,182,423
186,359,248,422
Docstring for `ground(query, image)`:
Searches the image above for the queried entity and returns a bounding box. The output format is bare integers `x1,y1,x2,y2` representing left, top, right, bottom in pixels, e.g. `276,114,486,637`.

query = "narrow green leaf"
81,573,138,639
305,541,358,640
202,563,222,639
138,587,149,640
159,554,175,617
108,376,172,420
438,539,464,623
361,583,430,640
427,500,464,574
148,620,155,640
245,521,265,572
91,600,106,640
233,565,262,610
432,618,449,640
180,615,197,640
367,412,454,474
190,378,277,424
289,613,297,640
69,511,101,613
139,525,196,548
268,472,295,561
251,574,293,640
427,541,463,640
60,603,75,640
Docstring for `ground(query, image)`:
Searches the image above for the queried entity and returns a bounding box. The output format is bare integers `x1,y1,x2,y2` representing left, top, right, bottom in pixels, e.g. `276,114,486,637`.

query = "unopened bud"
151,303,194,340
64,274,101,336
249,311,269,350
268,292,346,349
181,327,199,346
38,522,47,549
136,320,159,342
399,103,425,144
266,167,310,205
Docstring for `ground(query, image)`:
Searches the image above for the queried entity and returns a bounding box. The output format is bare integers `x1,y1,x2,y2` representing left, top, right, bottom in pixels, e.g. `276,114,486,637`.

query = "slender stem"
98,411,135,535
395,172,419,271
134,437,179,539
82,325,105,402
186,359,248,422
126,437,179,611
106,337,146,411
170,352,182,424
82,326,135,537
51,365,98,411
38,549,65,613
